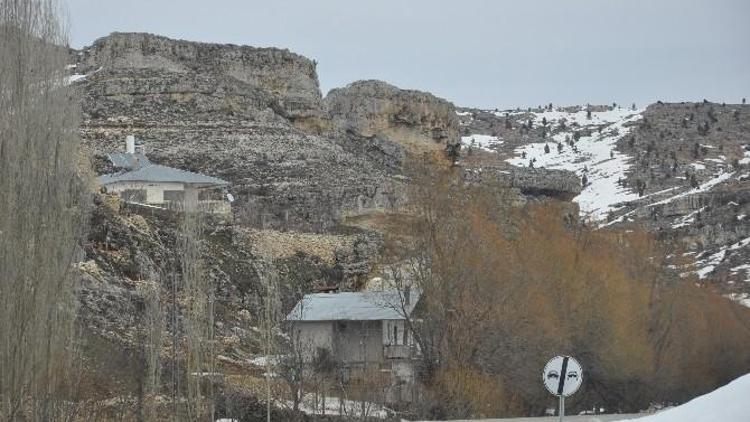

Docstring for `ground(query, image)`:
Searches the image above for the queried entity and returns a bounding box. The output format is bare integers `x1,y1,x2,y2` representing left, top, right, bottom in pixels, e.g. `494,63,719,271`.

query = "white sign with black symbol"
543,355,583,397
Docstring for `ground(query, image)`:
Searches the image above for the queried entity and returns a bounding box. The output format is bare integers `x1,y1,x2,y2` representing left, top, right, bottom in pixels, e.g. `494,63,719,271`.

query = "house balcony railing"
383,344,416,360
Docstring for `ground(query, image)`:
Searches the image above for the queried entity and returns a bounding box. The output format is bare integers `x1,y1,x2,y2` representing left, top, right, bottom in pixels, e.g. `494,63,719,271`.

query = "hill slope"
457,102,750,304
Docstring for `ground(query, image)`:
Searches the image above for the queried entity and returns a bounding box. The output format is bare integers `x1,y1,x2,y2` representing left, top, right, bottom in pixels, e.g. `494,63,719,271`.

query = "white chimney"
125,135,135,154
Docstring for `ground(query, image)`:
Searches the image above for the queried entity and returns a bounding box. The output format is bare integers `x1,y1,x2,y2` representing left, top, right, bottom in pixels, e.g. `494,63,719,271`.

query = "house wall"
334,320,384,365
291,321,334,361
291,318,418,405
103,182,230,214
104,181,185,205
383,319,413,346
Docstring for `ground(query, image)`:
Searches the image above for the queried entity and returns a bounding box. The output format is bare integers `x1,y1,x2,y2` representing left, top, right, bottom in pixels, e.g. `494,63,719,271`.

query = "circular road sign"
543,356,583,397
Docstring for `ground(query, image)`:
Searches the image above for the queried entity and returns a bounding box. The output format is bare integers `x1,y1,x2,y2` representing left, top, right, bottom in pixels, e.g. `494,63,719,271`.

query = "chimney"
404,285,411,307
125,135,135,154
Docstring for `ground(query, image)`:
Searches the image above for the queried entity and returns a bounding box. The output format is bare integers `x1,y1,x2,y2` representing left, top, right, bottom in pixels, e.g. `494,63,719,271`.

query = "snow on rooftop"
619,373,750,422
506,107,644,221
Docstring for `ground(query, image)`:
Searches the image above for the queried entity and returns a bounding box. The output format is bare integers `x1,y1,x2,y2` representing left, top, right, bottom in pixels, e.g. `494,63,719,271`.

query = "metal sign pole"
543,355,581,422
559,394,564,422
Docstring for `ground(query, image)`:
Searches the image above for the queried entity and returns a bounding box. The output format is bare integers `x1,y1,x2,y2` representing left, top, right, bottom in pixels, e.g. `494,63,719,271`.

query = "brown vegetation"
388,164,750,419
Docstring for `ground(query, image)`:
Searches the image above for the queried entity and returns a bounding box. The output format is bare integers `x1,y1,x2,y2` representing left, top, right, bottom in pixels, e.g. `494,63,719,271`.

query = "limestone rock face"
79,32,326,127
464,167,583,201
76,33,406,232
325,80,460,148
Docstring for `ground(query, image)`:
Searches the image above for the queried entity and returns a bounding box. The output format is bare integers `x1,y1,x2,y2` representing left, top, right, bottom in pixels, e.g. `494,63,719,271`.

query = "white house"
285,289,420,403
98,136,231,213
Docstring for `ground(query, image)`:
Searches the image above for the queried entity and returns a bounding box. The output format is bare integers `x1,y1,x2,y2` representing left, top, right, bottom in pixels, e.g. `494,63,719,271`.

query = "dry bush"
394,165,750,418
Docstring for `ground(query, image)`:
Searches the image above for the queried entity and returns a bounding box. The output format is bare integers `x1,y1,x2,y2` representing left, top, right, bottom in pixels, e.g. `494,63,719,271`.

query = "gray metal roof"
107,152,151,170
286,290,420,322
98,164,229,187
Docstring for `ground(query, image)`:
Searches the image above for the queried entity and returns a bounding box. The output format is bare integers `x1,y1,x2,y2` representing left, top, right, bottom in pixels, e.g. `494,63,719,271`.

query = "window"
163,190,184,202
121,189,146,202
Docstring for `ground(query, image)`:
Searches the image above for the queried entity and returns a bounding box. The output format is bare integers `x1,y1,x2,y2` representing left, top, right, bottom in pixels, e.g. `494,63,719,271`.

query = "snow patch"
620,373,750,421
461,134,503,152
506,107,644,221
66,74,86,84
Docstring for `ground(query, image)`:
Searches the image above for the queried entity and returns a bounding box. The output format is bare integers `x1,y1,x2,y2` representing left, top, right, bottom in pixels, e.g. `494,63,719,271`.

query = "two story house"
285,289,420,403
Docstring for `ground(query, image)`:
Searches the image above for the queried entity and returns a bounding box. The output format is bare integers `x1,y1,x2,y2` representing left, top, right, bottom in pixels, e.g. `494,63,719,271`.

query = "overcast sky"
66,0,749,109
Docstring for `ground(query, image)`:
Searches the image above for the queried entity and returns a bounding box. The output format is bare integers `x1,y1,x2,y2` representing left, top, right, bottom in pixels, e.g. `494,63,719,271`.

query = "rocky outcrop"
76,33,408,232
78,32,326,128
325,80,460,149
464,167,583,201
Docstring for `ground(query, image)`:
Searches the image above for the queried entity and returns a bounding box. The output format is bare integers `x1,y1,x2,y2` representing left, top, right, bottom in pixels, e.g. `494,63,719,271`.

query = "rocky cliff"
75,33,412,232
326,80,460,153
79,32,326,128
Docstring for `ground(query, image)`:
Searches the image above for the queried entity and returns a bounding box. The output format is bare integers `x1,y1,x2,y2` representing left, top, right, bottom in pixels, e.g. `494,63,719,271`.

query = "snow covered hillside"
620,373,750,422
503,107,643,221
456,102,750,306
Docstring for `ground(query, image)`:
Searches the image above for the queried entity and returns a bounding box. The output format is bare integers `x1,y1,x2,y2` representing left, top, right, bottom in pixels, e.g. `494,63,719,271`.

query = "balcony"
383,344,414,360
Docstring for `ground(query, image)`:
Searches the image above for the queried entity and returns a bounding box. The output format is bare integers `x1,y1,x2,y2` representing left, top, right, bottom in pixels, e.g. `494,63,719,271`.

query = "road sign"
543,355,583,397
543,356,583,422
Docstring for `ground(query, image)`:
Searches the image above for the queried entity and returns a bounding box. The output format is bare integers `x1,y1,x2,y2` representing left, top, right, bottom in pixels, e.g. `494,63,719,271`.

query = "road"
411,413,648,422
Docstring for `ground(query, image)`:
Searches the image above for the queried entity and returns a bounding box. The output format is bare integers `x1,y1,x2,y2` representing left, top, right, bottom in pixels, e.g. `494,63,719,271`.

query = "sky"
65,0,750,110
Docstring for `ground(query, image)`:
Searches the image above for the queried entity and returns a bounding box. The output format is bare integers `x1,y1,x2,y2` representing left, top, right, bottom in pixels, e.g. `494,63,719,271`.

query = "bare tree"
0,0,89,419
135,279,165,421
178,199,215,421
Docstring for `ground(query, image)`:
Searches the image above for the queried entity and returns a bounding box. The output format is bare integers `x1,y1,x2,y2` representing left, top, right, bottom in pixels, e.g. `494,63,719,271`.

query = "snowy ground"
623,373,750,422
411,414,645,422
503,107,644,221
294,393,389,419
462,134,503,152
411,373,750,422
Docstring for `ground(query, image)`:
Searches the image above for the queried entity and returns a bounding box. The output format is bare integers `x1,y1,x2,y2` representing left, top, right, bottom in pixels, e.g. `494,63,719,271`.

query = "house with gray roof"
286,289,421,403
98,136,231,213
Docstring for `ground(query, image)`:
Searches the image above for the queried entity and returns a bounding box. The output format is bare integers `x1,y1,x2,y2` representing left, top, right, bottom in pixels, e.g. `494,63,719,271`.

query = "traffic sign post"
543,356,583,422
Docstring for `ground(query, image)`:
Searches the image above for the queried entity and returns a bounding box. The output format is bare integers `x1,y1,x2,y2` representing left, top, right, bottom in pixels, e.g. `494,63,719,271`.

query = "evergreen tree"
445,143,461,166
544,143,550,154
